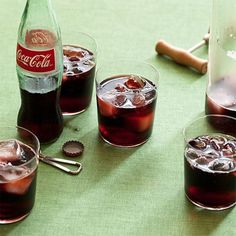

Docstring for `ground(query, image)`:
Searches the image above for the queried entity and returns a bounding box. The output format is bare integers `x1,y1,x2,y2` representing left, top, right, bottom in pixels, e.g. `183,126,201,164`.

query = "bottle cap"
62,141,84,157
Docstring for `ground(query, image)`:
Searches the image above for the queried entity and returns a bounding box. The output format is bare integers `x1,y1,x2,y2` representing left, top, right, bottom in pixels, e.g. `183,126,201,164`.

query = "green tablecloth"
1,0,235,235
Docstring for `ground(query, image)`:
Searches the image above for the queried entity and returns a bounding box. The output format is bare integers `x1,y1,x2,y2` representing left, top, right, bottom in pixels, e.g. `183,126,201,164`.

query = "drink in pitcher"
206,76,236,117
206,0,236,121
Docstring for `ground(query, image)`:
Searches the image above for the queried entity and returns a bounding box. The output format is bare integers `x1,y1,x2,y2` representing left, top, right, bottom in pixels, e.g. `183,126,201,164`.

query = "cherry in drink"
184,134,236,210
96,75,157,147
0,139,38,223
60,45,96,115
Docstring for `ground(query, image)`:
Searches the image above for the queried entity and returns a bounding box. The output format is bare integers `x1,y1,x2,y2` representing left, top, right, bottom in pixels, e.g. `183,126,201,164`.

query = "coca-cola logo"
16,43,56,73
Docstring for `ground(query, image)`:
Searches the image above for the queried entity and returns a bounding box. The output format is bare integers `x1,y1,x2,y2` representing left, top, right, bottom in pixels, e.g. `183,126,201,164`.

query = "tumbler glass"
184,115,236,210
0,126,39,223
60,31,97,115
96,60,159,147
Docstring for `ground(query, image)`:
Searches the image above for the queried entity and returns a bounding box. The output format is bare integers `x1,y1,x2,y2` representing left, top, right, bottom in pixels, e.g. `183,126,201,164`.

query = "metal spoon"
39,153,82,175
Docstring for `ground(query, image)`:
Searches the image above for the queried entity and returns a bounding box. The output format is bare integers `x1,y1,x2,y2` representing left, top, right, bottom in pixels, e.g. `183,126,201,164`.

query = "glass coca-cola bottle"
16,0,63,143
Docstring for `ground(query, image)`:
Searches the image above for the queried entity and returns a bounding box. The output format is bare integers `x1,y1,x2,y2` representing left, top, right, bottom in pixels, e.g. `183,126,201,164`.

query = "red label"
16,43,56,73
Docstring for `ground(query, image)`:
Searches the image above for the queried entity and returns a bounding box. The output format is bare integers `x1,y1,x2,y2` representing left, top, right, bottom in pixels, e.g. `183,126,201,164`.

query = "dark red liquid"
206,77,236,117
205,77,236,134
97,75,157,147
184,134,236,209
60,45,96,115
17,86,63,143
0,141,37,222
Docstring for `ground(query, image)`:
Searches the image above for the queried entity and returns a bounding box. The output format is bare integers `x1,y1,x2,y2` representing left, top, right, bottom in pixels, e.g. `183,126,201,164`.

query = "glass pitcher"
206,0,236,118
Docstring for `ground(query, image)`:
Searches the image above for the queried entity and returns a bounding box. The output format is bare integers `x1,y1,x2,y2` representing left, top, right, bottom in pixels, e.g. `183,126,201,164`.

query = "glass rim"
183,114,236,160
62,31,98,54
0,125,40,170
183,114,236,144
95,59,159,85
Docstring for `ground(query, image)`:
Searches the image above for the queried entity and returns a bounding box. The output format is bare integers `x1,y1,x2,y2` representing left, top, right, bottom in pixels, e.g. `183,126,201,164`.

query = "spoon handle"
39,154,82,175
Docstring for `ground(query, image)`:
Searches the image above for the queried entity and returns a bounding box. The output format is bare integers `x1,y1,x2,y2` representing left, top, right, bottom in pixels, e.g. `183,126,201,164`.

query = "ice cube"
98,91,117,117
124,75,145,89
208,158,235,171
2,167,27,181
69,56,80,62
144,89,156,101
75,49,88,58
223,141,236,156
63,48,78,58
113,94,127,106
185,148,199,160
125,112,154,132
195,156,209,165
188,138,207,150
102,90,116,103
4,168,33,195
213,135,227,144
0,140,22,164
131,93,146,107
204,149,220,158
210,140,221,151
210,89,236,108
115,83,126,92
72,66,83,74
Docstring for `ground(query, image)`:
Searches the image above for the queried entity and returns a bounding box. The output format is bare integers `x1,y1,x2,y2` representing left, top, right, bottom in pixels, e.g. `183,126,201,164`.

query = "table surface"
1,0,235,236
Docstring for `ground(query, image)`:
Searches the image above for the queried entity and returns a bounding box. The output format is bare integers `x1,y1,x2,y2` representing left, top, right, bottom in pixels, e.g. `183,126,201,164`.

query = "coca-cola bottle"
16,0,63,143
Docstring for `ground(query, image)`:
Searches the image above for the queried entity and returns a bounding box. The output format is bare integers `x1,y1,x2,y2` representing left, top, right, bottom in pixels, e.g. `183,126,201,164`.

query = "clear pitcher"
206,0,236,117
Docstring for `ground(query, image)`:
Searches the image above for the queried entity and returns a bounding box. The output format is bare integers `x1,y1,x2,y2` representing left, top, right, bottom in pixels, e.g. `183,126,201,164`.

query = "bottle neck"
27,0,51,6
26,0,52,13
18,0,61,50
22,0,55,27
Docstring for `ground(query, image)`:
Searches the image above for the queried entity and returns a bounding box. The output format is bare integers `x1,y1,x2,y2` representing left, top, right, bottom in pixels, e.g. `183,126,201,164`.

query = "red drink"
184,134,236,210
17,75,63,143
60,45,96,115
96,75,157,147
0,139,38,223
205,77,236,133
206,77,236,117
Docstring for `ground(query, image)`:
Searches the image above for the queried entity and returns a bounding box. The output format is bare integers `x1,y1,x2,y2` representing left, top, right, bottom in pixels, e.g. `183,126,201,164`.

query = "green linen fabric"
0,0,235,235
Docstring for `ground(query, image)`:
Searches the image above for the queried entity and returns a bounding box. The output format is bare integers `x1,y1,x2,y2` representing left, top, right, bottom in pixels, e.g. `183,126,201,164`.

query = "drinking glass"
60,31,97,115
96,60,159,147
184,115,236,210
0,126,39,223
